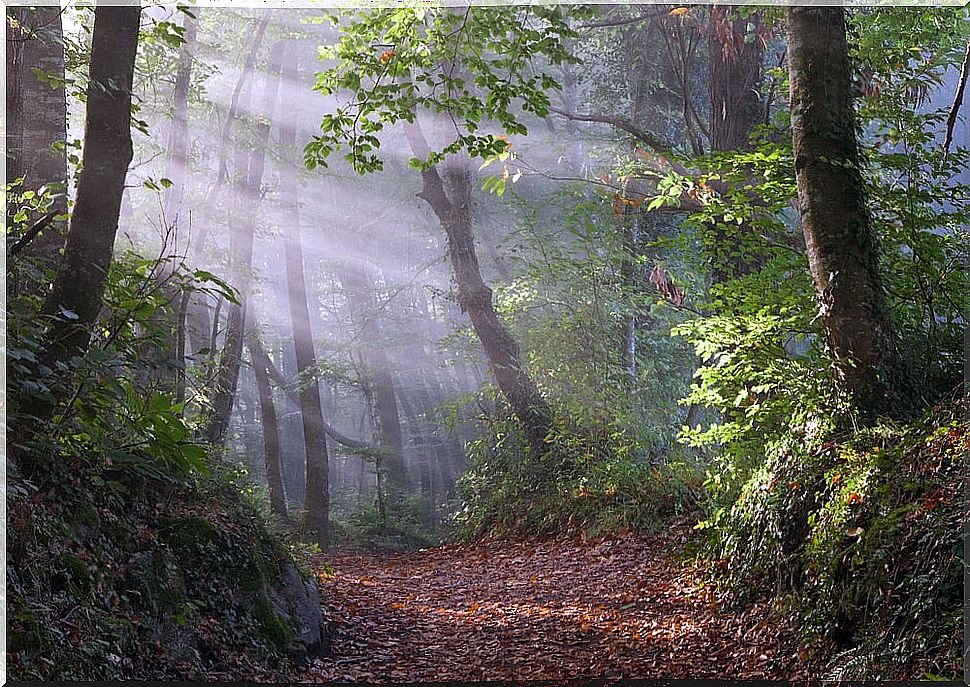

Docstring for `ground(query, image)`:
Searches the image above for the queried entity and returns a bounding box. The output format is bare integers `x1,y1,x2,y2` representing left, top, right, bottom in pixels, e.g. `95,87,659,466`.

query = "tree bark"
403,123,554,458
38,5,139,379
280,43,331,549
204,39,282,444
709,7,763,152
787,7,915,420
249,334,287,518
9,6,68,269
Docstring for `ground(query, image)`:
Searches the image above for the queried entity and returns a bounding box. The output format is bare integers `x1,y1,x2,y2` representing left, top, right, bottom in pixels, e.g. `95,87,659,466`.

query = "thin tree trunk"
403,123,553,459
249,334,287,518
280,43,331,549
36,5,139,389
787,7,915,420
341,263,410,501
204,40,282,444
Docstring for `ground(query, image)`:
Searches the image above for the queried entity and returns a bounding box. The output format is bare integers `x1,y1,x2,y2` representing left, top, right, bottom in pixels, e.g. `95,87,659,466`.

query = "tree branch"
9,210,58,257
943,39,970,160
255,343,379,452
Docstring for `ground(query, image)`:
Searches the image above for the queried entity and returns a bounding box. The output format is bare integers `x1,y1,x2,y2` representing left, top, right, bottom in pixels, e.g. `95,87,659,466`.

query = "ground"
301,529,809,682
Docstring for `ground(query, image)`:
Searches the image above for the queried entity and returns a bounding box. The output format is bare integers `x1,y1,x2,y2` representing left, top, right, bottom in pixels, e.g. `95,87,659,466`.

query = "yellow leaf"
669,7,690,15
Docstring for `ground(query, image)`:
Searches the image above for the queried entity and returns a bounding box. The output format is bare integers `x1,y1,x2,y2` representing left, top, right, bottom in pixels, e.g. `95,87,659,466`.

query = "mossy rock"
253,596,292,653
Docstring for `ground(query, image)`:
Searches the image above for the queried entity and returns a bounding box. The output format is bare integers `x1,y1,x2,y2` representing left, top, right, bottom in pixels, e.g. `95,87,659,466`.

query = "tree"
305,7,579,457
248,332,287,517
280,43,333,548
204,39,282,444
6,6,69,273
38,5,140,388
786,6,915,420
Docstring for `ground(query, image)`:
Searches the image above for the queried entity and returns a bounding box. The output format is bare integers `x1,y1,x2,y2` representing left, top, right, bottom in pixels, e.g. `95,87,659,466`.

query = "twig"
943,39,970,160
9,210,58,257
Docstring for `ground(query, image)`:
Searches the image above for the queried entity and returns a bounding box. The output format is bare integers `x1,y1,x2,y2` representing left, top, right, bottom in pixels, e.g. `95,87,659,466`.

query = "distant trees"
786,6,915,420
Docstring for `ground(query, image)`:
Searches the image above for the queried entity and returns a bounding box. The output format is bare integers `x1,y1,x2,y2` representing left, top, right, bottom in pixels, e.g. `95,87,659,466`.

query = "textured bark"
11,6,68,268
39,6,139,374
709,7,763,152
249,334,287,518
707,7,764,284
280,43,331,549
204,40,281,444
787,7,914,420
404,125,553,458
6,7,26,186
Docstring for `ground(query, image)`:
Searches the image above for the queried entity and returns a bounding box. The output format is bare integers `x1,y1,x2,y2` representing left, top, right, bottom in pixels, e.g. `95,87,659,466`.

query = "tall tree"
280,44,332,548
6,6,68,271
38,5,140,382
341,262,410,502
248,333,287,517
404,129,554,459
204,39,282,443
708,7,763,152
786,6,914,420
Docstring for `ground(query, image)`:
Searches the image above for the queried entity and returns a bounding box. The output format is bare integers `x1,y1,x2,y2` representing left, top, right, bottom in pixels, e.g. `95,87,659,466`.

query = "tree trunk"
707,7,764,284
709,7,763,152
38,5,139,379
9,6,68,270
786,7,914,420
204,40,282,444
341,263,410,501
249,334,287,518
280,43,331,549
404,124,553,458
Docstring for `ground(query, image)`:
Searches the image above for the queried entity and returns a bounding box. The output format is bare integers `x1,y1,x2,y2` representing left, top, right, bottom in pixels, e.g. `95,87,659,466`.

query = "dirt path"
301,532,804,682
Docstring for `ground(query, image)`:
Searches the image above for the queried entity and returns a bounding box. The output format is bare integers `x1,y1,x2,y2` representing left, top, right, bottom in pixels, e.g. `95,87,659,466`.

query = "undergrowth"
698,396,966,681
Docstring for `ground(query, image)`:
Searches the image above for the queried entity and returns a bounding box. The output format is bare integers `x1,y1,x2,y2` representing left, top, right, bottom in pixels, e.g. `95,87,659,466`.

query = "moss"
253,596,292,654
53,554,95,593
158,515,221,551
8,608,45,652
73,501,102,529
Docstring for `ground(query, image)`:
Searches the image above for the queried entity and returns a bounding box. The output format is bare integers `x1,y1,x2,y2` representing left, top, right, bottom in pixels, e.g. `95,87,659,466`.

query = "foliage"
6,248,310,680
456,405,702,540
333,495,442,552
305,5,586,172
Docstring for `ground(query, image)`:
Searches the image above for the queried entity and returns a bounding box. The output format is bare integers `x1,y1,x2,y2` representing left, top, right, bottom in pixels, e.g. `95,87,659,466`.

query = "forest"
4,2,968,683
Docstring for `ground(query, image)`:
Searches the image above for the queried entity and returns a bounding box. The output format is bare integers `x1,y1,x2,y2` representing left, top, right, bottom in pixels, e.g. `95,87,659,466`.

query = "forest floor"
301,527,810,682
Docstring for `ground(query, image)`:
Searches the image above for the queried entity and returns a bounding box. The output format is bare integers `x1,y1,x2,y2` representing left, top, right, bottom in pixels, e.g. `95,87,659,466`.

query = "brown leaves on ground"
301,530,807,682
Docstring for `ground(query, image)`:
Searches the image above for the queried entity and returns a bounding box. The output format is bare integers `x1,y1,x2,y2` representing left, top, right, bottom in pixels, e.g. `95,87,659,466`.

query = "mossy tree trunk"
786,7,915,420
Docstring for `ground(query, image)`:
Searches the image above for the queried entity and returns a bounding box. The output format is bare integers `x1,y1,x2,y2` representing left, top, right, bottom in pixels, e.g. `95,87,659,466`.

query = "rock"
262,562,329,662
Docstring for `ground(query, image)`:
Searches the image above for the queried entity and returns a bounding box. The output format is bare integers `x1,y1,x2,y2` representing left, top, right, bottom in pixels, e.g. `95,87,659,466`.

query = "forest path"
302,531,804,682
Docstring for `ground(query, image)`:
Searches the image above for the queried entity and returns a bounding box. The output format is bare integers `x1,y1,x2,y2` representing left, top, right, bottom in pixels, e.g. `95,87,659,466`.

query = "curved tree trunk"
787,7,915,420
38,5,139,381
404,122,553,458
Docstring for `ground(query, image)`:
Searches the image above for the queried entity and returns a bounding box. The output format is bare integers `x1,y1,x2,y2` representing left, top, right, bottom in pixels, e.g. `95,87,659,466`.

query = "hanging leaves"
649,264,685,307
